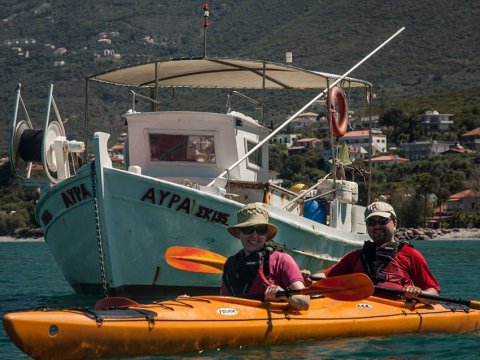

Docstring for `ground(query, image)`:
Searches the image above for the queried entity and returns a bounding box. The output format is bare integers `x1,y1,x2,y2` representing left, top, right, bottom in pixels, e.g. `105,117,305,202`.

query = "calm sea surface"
1,239,479,359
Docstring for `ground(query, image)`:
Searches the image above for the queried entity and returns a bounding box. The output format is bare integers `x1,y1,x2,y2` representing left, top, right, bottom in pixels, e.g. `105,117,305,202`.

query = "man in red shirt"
304,201,440,304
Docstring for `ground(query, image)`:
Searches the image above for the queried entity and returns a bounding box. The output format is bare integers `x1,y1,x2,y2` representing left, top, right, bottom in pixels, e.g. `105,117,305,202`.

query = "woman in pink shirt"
221,203,310,311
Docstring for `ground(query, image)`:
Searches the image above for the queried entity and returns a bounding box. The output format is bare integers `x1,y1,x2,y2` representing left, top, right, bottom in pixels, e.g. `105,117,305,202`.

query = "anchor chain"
90,161,109,298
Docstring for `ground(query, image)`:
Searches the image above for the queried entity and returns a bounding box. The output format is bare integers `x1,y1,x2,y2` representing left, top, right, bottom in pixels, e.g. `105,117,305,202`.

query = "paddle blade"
94,297,140,310
301,273,374,301
165,246,227,274
469,300,480,310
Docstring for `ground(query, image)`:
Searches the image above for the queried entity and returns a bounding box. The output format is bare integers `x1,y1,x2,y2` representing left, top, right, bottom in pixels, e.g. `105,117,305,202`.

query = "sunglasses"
366,218,391,227
239,225,268,235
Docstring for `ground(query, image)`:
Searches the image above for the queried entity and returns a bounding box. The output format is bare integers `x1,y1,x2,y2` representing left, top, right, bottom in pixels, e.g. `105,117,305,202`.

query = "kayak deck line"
8,294,476,322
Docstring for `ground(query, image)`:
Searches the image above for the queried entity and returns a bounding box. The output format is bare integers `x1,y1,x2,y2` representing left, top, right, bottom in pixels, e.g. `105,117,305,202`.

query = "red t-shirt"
220,251,304,296
324,245,440,292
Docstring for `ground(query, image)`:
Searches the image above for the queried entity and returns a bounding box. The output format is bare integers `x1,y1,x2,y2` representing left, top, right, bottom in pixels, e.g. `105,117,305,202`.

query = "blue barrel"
303,198,328,224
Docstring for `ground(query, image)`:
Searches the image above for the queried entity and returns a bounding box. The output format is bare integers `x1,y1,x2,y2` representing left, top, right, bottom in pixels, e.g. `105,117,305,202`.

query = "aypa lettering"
140,187,230,225
61,184,92,208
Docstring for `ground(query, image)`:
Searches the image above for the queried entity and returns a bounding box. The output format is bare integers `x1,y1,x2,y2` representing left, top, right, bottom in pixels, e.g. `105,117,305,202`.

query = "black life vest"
222,246,275,296
360,240,412,285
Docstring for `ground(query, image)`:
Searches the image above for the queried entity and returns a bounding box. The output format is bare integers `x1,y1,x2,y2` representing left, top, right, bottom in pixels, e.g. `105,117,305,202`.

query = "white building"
54,47,67,55
271,133,300,148
339,129,387,156
400,141,454,161
418,110,454,131
323,144,368,163
349,115,380,130
288,112,318,129
97,38,112,45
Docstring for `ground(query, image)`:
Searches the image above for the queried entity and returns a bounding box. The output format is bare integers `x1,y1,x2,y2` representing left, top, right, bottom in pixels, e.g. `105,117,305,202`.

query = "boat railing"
129,90,161,113
281,173,332,210
226,90,263,123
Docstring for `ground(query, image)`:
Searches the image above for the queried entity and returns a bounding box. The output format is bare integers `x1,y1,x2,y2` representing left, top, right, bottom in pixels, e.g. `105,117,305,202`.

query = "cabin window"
246,140,263,168
149,134,216,163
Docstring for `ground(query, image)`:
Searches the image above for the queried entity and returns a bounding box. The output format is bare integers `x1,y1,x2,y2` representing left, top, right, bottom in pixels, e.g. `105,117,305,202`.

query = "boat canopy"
87,57,371,89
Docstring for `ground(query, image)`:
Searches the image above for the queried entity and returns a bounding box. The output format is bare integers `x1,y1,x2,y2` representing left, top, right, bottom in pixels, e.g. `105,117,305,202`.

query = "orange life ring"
328,86,348,137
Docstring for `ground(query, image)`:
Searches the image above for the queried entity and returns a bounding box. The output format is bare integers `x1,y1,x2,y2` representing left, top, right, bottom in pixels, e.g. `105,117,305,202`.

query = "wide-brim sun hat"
228,203,277,240
365,201,397,220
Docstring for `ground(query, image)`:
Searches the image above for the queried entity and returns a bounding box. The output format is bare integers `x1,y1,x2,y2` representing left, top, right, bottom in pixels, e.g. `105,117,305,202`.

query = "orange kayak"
4,295,480,359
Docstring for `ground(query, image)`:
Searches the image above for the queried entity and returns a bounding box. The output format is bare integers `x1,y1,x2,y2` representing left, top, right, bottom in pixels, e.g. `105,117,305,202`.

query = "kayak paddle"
285,272,373,301
165,246,226,274
310,275,480,310
94,296,140,310
374,286,480,310
232,273,373,302
165,246,374,301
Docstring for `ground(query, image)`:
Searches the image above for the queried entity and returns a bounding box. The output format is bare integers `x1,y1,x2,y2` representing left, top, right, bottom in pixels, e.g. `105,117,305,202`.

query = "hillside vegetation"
1,0,480,152
1,1,479,234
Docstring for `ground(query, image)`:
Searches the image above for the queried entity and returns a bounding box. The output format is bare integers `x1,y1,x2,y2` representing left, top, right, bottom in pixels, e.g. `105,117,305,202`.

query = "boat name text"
61,184,92,208
140,187,230,225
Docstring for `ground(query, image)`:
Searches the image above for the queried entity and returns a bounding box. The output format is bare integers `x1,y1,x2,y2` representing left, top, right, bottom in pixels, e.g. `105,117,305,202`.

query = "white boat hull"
36,153,368,295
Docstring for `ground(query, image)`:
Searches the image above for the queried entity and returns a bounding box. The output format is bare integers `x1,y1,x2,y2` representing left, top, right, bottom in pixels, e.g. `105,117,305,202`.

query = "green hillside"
1,0,479,152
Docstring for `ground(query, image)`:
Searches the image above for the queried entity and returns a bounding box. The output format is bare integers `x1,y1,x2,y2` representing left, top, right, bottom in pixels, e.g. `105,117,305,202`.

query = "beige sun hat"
228,203,278,240
365,201,397,220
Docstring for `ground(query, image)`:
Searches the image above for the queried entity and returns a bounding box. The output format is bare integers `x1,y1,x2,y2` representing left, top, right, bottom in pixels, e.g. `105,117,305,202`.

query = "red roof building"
287,137,323,155
461,127,480,151
369,154,409,168
445,189,480,214
288,112,319,129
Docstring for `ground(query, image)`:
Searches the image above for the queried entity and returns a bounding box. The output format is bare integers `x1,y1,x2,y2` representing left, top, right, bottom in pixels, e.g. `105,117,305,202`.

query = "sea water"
1,239,479,359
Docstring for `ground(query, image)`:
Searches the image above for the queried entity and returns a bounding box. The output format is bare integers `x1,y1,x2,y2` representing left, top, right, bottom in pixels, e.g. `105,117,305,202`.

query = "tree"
411,173,440,227
468,164,480,193
0,185,40,235
379,108,407,141
269,144,288,173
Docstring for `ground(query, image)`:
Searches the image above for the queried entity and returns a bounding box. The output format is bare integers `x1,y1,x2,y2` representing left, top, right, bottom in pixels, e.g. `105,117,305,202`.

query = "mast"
367,86,373,205
203,3,209,58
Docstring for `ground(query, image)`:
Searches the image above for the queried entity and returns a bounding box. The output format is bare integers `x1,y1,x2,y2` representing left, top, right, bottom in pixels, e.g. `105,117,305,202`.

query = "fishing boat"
8,55,378,296
3,273,480,360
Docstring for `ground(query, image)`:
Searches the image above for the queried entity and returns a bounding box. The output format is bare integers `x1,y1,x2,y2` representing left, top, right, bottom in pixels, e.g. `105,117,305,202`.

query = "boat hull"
4,296,480,359
36,161,368,296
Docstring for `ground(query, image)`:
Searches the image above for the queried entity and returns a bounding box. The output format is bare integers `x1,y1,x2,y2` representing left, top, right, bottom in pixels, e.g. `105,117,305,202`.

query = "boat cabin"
123,110,270,186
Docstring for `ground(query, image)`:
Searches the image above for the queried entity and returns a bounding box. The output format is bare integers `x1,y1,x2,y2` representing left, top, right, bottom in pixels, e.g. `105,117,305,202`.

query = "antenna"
203,3,209,57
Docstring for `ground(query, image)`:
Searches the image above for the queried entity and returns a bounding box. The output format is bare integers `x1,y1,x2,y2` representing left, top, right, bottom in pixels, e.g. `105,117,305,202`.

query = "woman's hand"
264,285,287,301
301,270,313,286
264,282,310,311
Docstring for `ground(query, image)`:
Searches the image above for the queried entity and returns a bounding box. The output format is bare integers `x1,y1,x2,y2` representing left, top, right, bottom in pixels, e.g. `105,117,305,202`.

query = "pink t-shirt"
221,251,304,296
